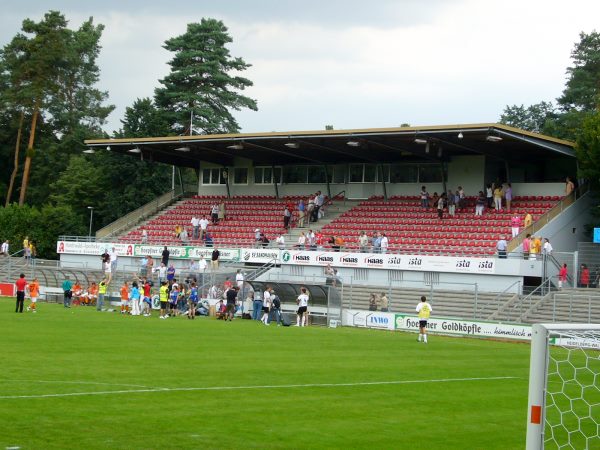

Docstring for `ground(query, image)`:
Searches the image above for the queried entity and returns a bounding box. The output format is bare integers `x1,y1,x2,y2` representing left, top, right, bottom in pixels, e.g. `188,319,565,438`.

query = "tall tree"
154,18,258,135
115,98,171,138
500,102,558,133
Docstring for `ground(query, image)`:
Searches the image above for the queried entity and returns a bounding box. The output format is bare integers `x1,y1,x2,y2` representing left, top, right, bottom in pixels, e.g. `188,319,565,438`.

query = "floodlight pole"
87,206,94,239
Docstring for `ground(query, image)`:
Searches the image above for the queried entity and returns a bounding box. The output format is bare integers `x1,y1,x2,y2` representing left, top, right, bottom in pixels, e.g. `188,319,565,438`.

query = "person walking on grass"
62,276,73,308
416,296,433,343
27,278,40,313
159,281,169,319
296,287,309,327
15,273,27,313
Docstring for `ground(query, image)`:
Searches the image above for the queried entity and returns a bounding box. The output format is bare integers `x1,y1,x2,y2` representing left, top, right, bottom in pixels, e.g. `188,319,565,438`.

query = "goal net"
526,324,600,450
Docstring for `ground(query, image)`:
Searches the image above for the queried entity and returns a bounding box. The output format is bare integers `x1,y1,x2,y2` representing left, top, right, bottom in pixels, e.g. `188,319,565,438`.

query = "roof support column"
272,164,279,199
224,167,231,198
441,161,447,195
505,160,511,183
324,165,331,199
379,164,387,200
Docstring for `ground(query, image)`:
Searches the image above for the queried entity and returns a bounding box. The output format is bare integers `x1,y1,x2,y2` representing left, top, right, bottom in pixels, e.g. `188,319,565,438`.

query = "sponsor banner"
133,245,188,259
277,250,496,274
394,314,532,340
241,248,280,264
345,310,395,330
57,241,133,256
551,337,600,350
188,247,239,261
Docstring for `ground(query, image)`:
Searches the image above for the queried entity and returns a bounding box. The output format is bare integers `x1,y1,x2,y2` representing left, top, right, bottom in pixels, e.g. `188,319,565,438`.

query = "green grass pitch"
0,299,531,449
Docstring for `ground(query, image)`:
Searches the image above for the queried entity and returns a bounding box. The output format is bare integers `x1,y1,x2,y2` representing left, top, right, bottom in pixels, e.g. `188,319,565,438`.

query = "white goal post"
526,323,600,450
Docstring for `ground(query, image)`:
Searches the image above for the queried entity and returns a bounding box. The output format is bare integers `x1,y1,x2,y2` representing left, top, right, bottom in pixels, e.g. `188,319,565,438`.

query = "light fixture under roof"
414,138,428,145
425,142,430,153
128,147,141,154
486,135,503,142
284,142,299,149
175,146,191,152
227,144,243,150
346,140,360,147
83,148,95,154
437,147,443,157
457,132,464,139
106,146,111,151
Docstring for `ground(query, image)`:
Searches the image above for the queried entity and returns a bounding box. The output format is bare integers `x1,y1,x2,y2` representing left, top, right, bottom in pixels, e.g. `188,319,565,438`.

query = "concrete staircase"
518,288,600,324
286,200,360,245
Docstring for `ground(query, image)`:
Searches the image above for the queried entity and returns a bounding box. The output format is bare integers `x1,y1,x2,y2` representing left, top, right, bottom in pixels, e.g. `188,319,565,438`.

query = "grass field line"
0,379,152,389
0,376,520,400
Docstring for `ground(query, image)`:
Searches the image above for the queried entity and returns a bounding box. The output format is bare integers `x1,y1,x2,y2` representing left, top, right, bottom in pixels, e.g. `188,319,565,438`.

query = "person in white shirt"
198,258,207,282
1,240,9,256
297,232,306,249
109,247,118,273
190,216,200,239
307,230,316,251
380,233,389,253
296,287,309,327
199,216,209,240
235,269,244,289
209,284,219,299
141,229,148,244
211,205,219,224
358,232,369,253
543,238,553,255
415,296,433,343
275,234,285,250
261,286,272,325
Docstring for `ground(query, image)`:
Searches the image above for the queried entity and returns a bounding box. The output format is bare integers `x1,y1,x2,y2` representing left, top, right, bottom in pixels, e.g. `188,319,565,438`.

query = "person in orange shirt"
72,282,83,306
87,282,98,306
27,278,40,312
120,282,129,314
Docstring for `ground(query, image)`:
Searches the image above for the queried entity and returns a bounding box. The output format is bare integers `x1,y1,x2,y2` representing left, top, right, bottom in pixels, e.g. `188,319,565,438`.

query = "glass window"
274,167,282,184
332,165,346,184
284,166,308,184
379,165,390,183
219,169,226,184
363,164,377,182
308,166,327,184
263,167,273,184
419,165,442,183
202,169,212,184
390,164,418,183
254,167,264,184
233,168,248,184
202,168,222,185
349,164,363,183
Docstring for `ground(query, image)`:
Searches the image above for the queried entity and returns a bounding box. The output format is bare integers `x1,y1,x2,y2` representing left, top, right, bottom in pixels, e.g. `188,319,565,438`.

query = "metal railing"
507,184,589,253
95,188,184,240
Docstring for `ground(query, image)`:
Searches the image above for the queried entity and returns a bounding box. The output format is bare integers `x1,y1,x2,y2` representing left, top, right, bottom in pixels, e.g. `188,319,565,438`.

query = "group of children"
157,278,199,320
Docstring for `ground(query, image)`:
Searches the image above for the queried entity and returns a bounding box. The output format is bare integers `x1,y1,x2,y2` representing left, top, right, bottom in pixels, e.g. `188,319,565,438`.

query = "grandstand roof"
84,123,575,168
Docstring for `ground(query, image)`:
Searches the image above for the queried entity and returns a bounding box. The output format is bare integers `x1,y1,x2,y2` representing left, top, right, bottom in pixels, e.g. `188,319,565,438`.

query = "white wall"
447,155,485,195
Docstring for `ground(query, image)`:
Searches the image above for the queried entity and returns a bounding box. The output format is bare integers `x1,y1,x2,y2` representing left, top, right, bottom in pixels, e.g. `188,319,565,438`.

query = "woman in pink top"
511,214,521,238
522,234,531,260
558,264,568,289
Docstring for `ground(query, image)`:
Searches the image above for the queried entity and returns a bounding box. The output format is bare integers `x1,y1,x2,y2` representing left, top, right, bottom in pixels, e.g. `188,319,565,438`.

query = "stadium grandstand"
7,122,594,329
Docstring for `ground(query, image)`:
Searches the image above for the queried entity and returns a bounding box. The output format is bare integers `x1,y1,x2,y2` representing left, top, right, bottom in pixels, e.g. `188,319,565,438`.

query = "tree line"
0,11,257,258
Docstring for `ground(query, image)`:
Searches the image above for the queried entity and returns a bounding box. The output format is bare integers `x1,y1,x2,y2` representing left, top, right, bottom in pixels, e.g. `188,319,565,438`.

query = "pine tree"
154,18,258,135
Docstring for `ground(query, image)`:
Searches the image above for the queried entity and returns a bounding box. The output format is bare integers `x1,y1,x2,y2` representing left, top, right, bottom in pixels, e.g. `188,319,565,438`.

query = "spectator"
23,236,29,260
211,247,220,270
188,259,199,280
543,238,553,255
297,199,306,228
493,185,503,211
97,278,108,312
447,190,456,217
380,233,389,253
558,264,568,289
161,246,170,266
218,201,226,222
579,264,590,288
225,286,237,321
358,231,369,253
283,206,292,230
475,191,486,216
1,239,9,256
530,236,542,260
86,282,98,307
419,186,429,209
140,255,148,278
166,264,176,282
199,215,209,240
307,230,316,251
369,293,378,311
335,236,345,252
156,263,167,284
431,192,439,211
486,184,493,209
329,236,338,251
211,203,219,224
110,247,118,273
174,224,183,238
269,291,282,326
259,233,270,248
523,212,533,229
437,193,446,220
276,234,285,250
315,191,325,220
147,256,154,279
458,186,466,211
103,257,112,284
141,228,148,244
522,234,532,260
511,214,521,238
254,228,262,247
204,233,213,247
565,176,575,196
496,236,508,259
215,299,227,320
380,292,389,312
372,232,382,253
179,227,189,245
252,289,263,321
190,216,200,239
504,183,513,212
307,198,315,223
297,232,306,249
23,243,31,266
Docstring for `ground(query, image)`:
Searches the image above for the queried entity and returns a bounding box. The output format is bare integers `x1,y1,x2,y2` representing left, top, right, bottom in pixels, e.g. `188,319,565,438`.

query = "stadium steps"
285,201,360,244
519,289,600,324
342,284,513,320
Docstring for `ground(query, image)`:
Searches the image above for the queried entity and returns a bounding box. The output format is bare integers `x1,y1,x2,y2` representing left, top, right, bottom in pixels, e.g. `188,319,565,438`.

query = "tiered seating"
320,195,560,256
119,195,301,246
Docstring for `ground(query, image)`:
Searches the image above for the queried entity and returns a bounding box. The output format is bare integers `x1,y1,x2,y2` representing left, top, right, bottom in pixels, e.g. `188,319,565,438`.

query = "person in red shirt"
15,273,28,313
579,264,590,288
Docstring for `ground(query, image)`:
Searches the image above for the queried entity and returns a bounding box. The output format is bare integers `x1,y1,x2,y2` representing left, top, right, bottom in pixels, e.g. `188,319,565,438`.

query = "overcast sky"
2,0,600,135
